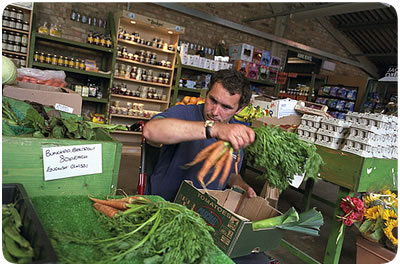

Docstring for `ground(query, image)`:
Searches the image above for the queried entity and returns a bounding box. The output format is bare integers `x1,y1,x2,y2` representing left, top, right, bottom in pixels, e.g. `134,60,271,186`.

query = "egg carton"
300,114,323,129
297,124,317,142
317,127,349,139
319,117,351,136
315,133,345,150
346,112,397,134
347,129,396,147
341,139,373,158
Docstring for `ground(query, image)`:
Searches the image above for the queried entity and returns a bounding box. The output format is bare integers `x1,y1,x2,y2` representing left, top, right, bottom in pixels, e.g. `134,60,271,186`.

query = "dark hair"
207,69,251,109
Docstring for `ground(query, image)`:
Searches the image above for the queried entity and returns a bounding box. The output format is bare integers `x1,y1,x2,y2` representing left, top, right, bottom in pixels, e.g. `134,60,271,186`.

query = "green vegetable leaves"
252,207,324,236
245,125,324,191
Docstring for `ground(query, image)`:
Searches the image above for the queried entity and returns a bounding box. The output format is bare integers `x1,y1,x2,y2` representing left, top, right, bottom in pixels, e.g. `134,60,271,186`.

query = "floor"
117,152,358,264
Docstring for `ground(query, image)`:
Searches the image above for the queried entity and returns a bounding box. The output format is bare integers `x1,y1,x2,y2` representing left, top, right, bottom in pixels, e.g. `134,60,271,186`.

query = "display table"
305,145,398,263
30,195,234,264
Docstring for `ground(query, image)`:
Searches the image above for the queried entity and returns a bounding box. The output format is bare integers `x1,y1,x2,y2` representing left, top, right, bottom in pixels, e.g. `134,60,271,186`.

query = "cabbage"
2,56,17,85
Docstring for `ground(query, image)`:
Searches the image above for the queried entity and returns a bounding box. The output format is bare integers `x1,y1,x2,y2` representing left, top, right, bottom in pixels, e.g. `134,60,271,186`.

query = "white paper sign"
42,144,102,181
290,172,305,188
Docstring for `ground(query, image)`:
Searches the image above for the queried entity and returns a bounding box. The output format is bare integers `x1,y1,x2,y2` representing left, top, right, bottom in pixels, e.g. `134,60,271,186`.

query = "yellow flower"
364,206,382,220
363,194,379,206
382,209,397,221
384,219,398,246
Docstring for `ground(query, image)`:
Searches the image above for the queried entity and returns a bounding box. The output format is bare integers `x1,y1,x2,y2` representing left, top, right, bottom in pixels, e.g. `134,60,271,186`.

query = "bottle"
51,54,57,65
58,55,63,66
64,57,69,67
105,35,112,48
45,53,52,64
87,31,93,44
94,33,100,45
74,58,80,69
100,34,106,47
80,59,85,70
69,58,75,68
39,52,45,63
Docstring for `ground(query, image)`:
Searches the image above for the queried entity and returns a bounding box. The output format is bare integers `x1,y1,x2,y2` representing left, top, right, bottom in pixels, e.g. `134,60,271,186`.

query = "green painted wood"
323,187,352,264
2,130,122,198
31,62,112,79
280,239,320,264
317,145,397,192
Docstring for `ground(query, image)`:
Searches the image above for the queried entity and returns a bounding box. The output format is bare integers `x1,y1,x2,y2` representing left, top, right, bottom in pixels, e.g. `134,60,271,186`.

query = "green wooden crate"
317,145,398,192
2,129,122,198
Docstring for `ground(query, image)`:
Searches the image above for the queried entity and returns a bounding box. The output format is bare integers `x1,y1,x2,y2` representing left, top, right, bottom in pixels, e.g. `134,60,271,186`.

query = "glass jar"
39,52,45,63
45,53,52,64
105,35,112,48
38,22,49,34
51,54,58,65
58,55,64,66
80,59,85,70
16,9,24,20
19,56,26,67
9,8,17,19
9,18,16,29
15,19,23,30
94,33,100,45
34,51,39,62
7,31,15,42
2,17,10,28
64,56,69,67
13,42,21,53
100,35,105,47
20,44,27,54
21,34,28,46
2,30,8,40
14,33,22,44
69,58,74,68
22,21,29,31
74,58,80,69
3,7,10,17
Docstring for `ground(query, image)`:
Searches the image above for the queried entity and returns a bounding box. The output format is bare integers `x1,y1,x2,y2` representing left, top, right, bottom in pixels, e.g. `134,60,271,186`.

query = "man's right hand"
210,123,255,150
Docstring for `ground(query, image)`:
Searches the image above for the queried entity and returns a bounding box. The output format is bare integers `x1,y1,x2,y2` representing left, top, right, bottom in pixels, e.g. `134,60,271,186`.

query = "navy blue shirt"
146,104,243,201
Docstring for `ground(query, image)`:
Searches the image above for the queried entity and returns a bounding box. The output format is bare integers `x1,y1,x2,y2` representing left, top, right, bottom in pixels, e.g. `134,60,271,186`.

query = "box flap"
237,197,278,221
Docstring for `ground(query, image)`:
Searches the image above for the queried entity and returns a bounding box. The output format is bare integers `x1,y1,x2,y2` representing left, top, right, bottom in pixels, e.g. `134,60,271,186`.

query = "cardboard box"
174,181,283,258
253,114,302,130
253,95,279,117
252,48,263,64
229,43,254,62
246,62,259,80
261,50,271,66
3,81,82,115
270,56,281,69
258,65,269,81
234,60,249,76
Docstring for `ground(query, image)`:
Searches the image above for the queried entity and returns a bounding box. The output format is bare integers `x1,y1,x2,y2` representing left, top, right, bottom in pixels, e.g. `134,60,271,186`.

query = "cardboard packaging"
252,48,263,64
252,95,279,117
270,56,281,69
234,60,249,76
174,181,283,258
229,43,254,62
258,65,269,81
253,115,302,131
3,81,82,115
246,63,259,80
261,50,271,66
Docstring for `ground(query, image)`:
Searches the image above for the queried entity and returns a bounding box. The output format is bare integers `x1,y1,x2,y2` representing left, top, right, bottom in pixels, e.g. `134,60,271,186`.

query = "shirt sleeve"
152,104,201,121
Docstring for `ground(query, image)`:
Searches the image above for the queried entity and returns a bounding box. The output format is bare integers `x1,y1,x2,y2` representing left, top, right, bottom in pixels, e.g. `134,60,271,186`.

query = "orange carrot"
93,202,119,218
218,148,234,187
234,150,241,175
197,142,227,187
89,196,128,210
183,140,225,168
206,148,230,186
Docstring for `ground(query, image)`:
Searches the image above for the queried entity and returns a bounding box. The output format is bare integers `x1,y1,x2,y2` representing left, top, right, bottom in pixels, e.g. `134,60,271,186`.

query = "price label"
42,144,102,181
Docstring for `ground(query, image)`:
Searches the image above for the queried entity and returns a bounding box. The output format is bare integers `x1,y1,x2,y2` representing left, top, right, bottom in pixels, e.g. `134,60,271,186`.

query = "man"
143,69,257,201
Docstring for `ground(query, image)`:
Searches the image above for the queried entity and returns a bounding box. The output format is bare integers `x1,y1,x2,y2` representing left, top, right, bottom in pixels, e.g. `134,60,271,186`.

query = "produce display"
51,195,218,264
175,95,205,106
2,97,126,139
245,125,324,191
2,204,34,263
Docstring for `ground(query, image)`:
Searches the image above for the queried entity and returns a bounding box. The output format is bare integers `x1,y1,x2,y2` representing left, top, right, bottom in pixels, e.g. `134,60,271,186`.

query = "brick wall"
34,2,368,79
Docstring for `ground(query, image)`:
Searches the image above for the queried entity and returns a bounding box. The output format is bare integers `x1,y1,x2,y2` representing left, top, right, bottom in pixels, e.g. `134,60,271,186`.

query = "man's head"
204,69,251,123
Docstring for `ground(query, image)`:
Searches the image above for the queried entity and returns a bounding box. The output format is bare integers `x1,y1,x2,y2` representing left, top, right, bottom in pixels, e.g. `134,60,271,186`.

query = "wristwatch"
204,120,215,139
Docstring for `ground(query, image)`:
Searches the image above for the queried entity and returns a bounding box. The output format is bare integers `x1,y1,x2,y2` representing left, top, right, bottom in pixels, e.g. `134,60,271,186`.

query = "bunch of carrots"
89,195,150,218
184,140,240,189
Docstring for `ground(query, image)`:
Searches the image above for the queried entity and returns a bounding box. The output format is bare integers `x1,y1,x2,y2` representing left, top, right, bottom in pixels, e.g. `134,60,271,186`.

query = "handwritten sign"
42,144,102,181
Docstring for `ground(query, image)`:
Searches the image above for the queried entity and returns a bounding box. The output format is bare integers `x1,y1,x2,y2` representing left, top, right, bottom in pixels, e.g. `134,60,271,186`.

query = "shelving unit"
27,7,117,120
109,11,184,145
315,84,358,118
278,72,327,101
2,3,34,67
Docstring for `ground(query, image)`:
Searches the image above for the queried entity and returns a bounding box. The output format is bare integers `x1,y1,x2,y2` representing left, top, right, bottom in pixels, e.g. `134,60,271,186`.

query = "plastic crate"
2,183,58,263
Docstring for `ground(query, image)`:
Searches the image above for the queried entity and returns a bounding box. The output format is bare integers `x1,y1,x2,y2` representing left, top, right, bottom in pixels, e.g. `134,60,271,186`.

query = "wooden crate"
317,145,398,192
2,129,122,198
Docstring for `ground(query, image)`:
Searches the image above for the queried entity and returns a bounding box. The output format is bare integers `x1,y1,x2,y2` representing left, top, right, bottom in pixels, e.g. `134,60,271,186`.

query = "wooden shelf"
111,94,168,104
171,86,202,94
35,33,115,53
3,26,30,35
110,114,151,120
116,57,173,71
32,61,112,79
82,96,109,103
118,39,175,54
2,50,28,57
113,76,170,87
180,64,215,74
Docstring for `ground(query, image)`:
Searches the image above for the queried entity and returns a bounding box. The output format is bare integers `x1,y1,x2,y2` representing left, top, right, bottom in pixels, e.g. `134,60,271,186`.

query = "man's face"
204,82,240,123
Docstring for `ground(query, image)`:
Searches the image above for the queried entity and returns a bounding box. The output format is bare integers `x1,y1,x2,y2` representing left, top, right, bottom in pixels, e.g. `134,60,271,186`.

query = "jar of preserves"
74,58,80,69
51,54,57,65
19,56,26,67
105,35,112,48
16,9,24,20
45,53,52,64
123,32,130,41
20,44,27,53
69,58,75,68
7,31,15,42
58,55,64,66
64,57,69,67
3,6,10,17
15,19,23,30
21,34,27,46
9,18,16,29
39,52,45,63
2,30,8,40
87,31,93,44
14,33,22,44
9,8,17,19
2,17,10,28
34,51,39,62
22,21,29,31
80,59,85,70
38,22,49,34
13,42,21,53
94,33,100,45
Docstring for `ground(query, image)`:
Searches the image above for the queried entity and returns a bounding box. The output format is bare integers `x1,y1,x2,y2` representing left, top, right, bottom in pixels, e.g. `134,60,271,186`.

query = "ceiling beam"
243,2,389,22
335,20,397,32
351,53,397,57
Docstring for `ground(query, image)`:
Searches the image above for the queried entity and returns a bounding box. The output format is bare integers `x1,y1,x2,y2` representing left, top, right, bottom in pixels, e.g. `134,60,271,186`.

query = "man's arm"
227,173,257,197
143,117,255,150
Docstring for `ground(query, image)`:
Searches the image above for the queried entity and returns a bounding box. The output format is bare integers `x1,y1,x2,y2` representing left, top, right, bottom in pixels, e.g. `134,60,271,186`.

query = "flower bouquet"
337,190,398,252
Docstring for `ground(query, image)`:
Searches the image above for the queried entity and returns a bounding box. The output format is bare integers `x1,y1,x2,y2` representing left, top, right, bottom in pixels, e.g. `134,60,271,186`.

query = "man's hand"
245,186,257,198
210,123,255,150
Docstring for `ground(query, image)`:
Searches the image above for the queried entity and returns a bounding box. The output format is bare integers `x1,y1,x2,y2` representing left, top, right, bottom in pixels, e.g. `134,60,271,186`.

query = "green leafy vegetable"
245,125,324,191
252,207,324,236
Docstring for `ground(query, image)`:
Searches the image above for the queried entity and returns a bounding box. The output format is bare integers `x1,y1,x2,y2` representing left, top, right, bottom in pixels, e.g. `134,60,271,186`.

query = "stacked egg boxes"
297,114,351,150
343,112,398,159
